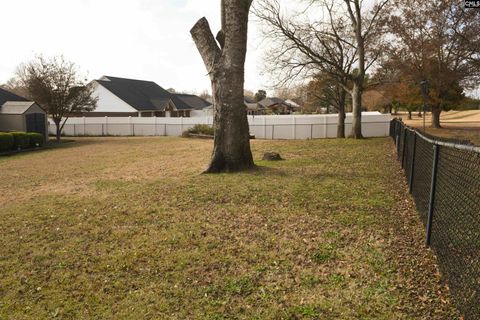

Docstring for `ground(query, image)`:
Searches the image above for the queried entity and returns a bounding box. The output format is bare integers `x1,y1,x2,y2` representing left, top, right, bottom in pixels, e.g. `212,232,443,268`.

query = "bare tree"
190,0,255,173
1,77,30,98
255,0,389,138
15,56,97,141
387,0,480,128
199,89,213,102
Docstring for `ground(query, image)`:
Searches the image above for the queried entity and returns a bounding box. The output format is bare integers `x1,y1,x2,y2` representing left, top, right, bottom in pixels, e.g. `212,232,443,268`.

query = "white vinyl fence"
49,112,391,139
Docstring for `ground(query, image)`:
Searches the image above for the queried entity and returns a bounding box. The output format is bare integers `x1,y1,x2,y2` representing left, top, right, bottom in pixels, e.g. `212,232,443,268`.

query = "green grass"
0,137,460,319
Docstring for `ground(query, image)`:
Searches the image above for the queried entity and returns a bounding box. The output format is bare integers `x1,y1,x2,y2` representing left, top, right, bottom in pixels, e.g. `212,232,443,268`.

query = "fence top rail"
395,119,480,154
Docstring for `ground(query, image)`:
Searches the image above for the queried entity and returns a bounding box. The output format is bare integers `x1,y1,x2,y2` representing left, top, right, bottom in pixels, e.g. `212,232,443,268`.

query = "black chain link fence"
390,119,480,319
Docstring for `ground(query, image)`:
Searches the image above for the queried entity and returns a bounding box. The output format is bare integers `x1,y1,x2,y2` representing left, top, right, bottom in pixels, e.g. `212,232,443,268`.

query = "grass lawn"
401,110,480,145
0,137,460,319
414,126,480,146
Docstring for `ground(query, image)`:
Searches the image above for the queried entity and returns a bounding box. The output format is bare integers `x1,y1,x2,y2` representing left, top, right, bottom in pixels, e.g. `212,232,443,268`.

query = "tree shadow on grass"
0,138,101,160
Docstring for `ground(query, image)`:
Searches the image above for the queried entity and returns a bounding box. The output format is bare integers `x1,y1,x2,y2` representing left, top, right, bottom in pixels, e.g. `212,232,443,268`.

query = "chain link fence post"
408,131,417,194
426,144,440,246
401,128,408,168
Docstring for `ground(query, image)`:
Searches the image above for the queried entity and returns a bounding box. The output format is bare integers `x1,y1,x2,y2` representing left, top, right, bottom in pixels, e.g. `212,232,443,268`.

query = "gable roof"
96,76,174,111
0,87,28,106
0,101,38,114
285,99,301,108
96,76,195,111
258,97,288,108
174,93,212,110
244,96,256,104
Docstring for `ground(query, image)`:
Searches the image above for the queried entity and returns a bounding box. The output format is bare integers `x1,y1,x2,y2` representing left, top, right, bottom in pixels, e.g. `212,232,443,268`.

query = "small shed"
0,101,48,139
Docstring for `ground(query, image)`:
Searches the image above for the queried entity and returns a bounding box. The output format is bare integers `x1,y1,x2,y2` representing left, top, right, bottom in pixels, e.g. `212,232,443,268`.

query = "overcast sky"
0,0,267,95
1,0,478,98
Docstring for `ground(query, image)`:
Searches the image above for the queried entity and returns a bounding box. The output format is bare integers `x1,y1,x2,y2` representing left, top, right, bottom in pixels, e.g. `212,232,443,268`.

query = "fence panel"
431,146,480,319
411,134,434,224
49,113,391,140
390,119,480,319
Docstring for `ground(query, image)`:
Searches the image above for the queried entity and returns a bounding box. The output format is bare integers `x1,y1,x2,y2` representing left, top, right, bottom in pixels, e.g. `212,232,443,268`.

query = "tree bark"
350,82,363,138
431,106,441,128
348,0,365,139
191,1,255,173
54,119,61,141
337,90,346,138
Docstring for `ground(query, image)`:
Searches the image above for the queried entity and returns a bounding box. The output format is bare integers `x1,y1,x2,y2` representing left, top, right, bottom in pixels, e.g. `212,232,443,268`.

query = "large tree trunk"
337,109,346,138
337,90,346,138
350,81,363,138
54,119,61,141
431,106,441,128
191,1,254,173
348,0,365,139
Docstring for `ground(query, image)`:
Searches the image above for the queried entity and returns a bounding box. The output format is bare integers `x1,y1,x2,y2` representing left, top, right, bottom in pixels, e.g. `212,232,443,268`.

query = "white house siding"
50,112,391,139
91,82,138,114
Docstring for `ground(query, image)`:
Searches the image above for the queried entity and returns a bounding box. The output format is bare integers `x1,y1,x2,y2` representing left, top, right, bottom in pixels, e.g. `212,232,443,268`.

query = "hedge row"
182,124,214,137
0,132,45,153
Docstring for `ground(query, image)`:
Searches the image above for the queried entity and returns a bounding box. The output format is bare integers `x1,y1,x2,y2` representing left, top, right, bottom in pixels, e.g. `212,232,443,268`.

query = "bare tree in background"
199,89,213,102
191,0,255,173
1,77,30,98
15,56,97,141
255,0,388,138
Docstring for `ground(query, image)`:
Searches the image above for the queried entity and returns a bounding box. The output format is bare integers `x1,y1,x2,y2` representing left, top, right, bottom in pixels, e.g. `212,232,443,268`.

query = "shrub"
27,132,45,148
28,132,44,147
11,132,30,150
0,133,14,152
185,124,214,136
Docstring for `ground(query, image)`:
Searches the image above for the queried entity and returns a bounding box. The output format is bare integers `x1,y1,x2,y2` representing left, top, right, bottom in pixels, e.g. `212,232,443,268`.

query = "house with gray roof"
201,96,266,116
258,97,300,115
244,96,265,115
82,76,211,117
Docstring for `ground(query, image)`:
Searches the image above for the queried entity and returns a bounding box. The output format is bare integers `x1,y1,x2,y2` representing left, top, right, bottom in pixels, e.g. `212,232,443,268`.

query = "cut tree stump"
262,152,283,161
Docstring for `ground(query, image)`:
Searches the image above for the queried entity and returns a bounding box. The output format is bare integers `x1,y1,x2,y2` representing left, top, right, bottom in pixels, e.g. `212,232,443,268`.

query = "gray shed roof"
0,101,38,114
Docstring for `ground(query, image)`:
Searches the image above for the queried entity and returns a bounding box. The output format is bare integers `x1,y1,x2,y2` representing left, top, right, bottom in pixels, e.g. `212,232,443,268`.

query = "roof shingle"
97,76,206,111
0,88,28,107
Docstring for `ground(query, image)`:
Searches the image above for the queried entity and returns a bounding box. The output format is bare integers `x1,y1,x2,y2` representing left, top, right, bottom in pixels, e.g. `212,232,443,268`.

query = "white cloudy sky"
0,0,268,95
1,0,478,98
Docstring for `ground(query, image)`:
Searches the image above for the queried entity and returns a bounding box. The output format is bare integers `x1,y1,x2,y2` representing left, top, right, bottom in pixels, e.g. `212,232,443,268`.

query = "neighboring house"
285,99,302,112
0,88,48,138
258,97,300,114
79,76,211,117
175,93,211,110
200,96,266,117
244,96,265,115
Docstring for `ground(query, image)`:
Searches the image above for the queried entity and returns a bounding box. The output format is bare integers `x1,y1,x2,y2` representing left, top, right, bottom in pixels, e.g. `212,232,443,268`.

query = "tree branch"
190,17,222,76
